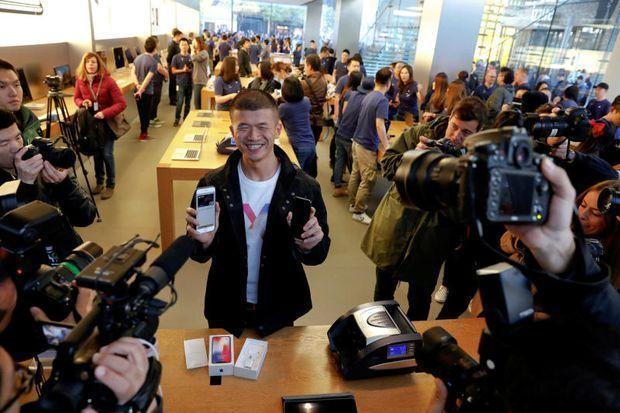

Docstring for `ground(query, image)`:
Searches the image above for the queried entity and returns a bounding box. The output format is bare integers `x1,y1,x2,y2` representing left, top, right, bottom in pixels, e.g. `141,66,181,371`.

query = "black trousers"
151,84,163,120
374,266,438,321
168,68,177,104
136,93,153,134
436,249,478,319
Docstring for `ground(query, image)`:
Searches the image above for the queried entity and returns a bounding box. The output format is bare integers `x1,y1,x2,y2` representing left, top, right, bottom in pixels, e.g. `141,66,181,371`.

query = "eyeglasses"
0,363,35,413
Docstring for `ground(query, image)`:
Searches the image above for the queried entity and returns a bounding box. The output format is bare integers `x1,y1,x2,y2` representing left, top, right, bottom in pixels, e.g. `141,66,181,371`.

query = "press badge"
93,102,99,112
176,85,180,92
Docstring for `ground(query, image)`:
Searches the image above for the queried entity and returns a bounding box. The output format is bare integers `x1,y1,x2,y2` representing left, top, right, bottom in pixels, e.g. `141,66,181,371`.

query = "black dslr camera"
44,75,63,92
395,127,551,224
598,187,620,216
22,137,77,169
522,107,591,142
0,201,102,320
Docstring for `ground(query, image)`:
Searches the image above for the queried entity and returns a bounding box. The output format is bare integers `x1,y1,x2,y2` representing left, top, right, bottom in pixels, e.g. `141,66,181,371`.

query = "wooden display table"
156,110,299,249
157,318,486,412
200,77,253,110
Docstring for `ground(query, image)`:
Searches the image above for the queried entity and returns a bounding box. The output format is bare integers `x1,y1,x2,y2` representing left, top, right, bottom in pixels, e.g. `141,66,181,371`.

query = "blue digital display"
387,344,408,359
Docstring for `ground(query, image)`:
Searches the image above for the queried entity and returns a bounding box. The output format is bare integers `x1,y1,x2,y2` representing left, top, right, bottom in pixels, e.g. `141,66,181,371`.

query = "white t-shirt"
238,163,281,304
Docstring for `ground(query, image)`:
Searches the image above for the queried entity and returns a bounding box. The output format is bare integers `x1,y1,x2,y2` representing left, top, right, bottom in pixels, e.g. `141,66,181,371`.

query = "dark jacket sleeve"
381,125,423,181
44,176,96,227
485,87,505,119
560,151,618,193
298,178,330,266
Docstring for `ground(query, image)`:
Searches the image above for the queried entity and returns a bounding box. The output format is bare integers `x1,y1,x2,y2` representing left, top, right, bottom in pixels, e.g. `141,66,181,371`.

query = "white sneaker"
150,122,163,128
152,117,164,124
352,212,372,225
434,285,449,303
348,205,356,213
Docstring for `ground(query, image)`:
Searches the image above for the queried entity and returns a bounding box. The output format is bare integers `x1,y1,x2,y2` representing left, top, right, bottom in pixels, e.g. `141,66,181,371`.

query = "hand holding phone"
290,196,311,239
186,186,220,248
195,186,216,233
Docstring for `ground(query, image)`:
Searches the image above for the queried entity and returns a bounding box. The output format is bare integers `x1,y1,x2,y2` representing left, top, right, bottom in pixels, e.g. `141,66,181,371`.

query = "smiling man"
361,97,486,321
185,89,330,337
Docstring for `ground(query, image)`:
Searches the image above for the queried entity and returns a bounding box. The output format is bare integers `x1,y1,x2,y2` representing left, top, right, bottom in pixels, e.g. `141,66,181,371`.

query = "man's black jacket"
190,146,330,337
238,48,252,77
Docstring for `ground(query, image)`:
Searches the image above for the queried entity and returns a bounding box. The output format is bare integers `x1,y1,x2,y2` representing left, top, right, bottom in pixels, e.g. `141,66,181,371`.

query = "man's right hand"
14,147,43,185
186,203,220,248
416,136,433,150
82,99,93,108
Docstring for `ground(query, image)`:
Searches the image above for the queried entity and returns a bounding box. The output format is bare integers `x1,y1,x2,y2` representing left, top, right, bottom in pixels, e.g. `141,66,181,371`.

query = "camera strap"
87,75,104,104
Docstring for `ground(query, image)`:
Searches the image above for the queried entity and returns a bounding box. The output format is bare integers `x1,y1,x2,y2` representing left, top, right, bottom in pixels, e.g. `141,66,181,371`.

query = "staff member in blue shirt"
395,64,419,124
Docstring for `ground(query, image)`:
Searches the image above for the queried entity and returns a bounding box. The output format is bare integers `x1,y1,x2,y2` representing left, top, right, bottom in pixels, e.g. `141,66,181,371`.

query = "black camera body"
0,201,102,320
395,127,551,224
426,137,463,157
598,187,620,216
44,75,63,92
22,137,76,169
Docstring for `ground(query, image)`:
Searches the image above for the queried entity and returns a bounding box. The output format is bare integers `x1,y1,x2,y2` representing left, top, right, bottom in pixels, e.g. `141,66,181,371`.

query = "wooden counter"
157,318,486,412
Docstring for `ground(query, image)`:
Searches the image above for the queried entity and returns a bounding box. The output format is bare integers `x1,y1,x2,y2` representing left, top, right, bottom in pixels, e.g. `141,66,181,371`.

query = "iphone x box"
209,334,234,376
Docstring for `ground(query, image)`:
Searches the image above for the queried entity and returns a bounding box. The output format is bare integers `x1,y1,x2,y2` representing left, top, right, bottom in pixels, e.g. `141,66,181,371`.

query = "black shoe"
169,101,177,106
173,119,179,127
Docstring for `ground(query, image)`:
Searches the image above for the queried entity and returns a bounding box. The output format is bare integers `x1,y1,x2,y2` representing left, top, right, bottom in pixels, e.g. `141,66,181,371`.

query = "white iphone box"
234,338,268,380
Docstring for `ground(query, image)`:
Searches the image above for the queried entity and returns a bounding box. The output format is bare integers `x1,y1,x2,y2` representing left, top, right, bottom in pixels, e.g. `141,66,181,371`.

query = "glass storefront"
200,0,306,43
474,0,620,94
357,0,425,74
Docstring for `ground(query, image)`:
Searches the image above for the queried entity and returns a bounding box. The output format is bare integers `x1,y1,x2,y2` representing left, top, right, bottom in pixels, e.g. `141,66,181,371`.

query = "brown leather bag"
106,112,131,139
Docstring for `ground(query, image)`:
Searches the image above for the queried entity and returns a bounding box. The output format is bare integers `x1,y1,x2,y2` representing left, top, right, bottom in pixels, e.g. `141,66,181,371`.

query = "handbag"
304,76,327,127
106,113,131,139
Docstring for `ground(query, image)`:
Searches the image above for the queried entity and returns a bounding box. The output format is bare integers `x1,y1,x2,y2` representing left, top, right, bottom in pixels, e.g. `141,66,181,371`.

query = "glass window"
473,0,620,102
358,0,425,75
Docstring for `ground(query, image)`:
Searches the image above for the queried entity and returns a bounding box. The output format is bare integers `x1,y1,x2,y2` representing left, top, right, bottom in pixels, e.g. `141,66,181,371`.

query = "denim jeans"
333,135,352,187
95,126,115,187
193,83,205,110
175,83,192,121
294,145,317,178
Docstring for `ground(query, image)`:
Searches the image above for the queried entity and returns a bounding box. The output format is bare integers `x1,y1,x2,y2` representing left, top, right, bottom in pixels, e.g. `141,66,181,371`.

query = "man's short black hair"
0,59,17,75
310,40,316,44
500,67,514,84
452,96,485,130
282,76,305,103
0,110,17,130
179,37,190,45
564,85,579,102
239,37,249,47
172,28,182,37
342,49,350,55
144,37,157,53
230,89,278,118
305,54,321,72
347,56,361,67
320,46,329,54
375,67,392,85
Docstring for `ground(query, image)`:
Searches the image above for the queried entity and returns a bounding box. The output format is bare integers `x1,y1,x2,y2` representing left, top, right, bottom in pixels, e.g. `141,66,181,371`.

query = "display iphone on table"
195,186,216,233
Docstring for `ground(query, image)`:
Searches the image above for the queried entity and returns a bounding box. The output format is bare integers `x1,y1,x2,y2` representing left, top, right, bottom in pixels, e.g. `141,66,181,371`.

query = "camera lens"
598,188,620,216
394,150,461,211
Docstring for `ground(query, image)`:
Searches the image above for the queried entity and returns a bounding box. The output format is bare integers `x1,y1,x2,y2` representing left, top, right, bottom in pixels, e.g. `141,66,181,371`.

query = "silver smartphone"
195,186,216,233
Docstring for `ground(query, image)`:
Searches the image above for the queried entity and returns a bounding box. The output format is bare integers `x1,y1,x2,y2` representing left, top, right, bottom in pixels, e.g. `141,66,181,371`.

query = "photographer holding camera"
425,157,620,413
0,60,41,145
0,262,161,413
361,97,486,320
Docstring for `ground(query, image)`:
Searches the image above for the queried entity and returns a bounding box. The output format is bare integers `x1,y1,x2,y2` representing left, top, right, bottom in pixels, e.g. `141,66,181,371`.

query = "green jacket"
361,116,460,280
17,106,42,145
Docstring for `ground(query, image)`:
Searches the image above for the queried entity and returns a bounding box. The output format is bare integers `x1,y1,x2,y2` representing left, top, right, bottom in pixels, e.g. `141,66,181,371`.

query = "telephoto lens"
598,187,620,216
522,107,591,141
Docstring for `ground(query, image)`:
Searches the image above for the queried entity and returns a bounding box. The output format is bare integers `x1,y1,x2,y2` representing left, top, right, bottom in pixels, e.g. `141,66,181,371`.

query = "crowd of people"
0,22,618,412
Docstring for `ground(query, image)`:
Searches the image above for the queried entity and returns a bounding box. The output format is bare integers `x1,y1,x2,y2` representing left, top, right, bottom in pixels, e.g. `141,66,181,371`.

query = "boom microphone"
136,235,194,299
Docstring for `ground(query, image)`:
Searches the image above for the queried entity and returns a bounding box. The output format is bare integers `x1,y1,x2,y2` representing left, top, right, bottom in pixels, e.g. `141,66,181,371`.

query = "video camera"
0,201,102,321
22,137,77,169
395,127,551,224
44,75,63,92
522,107,591,142
14,214,194,412
598,187,620,216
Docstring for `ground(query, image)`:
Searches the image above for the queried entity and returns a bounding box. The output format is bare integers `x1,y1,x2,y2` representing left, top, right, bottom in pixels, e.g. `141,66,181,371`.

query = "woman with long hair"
576,180,620,287
395,64,418,124
214,56,241,111
443,80,467,115
421,72,448,122
191,36,210,110
74,52,126,199
248,60,280,94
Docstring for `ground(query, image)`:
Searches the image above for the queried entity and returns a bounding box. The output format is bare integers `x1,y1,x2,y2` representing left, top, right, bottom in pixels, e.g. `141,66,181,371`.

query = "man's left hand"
287,207,324,251
94,112,105,119
40,161,69,184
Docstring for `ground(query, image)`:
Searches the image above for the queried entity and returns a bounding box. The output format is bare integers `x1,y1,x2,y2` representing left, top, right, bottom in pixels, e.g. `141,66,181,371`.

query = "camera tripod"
44,85,101,222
